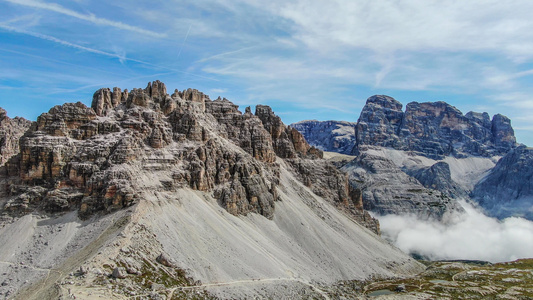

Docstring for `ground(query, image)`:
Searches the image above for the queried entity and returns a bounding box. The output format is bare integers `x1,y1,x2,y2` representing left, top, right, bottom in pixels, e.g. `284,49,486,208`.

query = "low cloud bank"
376,200,533,262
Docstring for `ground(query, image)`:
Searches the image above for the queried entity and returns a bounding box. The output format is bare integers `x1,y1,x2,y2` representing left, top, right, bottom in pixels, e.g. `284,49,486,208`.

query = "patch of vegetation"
322,259,533,299
366,259,533,299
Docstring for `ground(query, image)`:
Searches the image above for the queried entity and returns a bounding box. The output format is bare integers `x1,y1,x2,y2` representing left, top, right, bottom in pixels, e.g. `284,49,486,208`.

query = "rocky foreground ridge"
0,80,376,231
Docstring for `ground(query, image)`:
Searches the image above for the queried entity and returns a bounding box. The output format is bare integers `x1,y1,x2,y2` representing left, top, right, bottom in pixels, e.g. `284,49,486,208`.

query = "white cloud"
210,88,228,94
4,0,166,38
266,0,533,57
0,24,220,82
0,24,125,59
377,200,533,262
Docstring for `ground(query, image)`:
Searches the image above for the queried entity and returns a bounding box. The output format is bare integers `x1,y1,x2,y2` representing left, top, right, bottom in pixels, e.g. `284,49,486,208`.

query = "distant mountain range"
292,95,532,221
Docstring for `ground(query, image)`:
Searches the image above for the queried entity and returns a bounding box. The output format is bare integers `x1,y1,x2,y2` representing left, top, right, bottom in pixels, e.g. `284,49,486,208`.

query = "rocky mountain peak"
0,110,32,166
256,105,323,160
0,108,6,120
144,79,167,101
354,95,517,158
491,113,516,151
290,120,357,154
92,87,128,116
1,81,377,233
465,111,491,127
366,95,403,110
355,95,404,152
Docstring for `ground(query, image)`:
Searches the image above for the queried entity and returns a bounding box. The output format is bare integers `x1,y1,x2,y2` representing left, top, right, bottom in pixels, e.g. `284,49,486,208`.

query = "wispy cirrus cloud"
0,24,218,81
3,0,166,38
0,24,125,59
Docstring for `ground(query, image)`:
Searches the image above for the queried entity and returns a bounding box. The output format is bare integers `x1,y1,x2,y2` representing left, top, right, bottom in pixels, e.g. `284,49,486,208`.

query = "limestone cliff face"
0,81,378,233
291,95,517,219
342,153,464,220
405,161,467,199
354,95,516,159
355,95,404,151
290,120,357,154
294,95,516,160
0,108,32,166
472,145,533,220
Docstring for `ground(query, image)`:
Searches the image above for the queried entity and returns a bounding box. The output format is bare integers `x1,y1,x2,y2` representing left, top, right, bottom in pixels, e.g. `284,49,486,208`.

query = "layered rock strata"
0,80,378,233
341,153,464,220
472,145,533,220
404,161,467,199
354,95,516,158
0,108,32,165
290,120,357,154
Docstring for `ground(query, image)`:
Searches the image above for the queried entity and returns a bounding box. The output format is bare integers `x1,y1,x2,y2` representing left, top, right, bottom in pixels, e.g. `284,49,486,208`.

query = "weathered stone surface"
291,120,356,154
0,108,32,166
355,95,404,152
288,158,380,234
255,105,322,159
92,87,127,117
292,95,521,220
342,153,464,220
112,267,127,279
145,80,167,102
1,81,377,233
92,88,113,116
352,95,517,158
491,114,516,153
295,95,516,159
405,162,467,199
156,253,175,267
205,98,276,163
35,102,97,139
472,145,533,220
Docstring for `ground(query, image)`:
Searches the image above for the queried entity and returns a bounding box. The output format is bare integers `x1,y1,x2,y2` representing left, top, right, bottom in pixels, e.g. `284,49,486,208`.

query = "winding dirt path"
132,277,331,300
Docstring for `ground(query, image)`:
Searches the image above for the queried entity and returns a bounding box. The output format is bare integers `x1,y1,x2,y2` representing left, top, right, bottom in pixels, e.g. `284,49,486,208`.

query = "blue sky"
1,0,532,146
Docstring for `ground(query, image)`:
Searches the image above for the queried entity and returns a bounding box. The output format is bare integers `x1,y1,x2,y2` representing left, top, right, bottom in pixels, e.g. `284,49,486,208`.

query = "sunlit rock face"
0,108,32,166
294,95,517,159
0,80,377,233
353,95,517,159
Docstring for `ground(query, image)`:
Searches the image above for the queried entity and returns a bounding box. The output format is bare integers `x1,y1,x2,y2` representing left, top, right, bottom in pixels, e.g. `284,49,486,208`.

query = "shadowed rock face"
405,161,467,199
472,145,533,220
294,95,516,160
491,114,516,152
353,95,516,159
0,80,378,233
342,153,464,220
290,120,357,154
355,95,405,151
